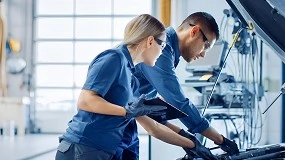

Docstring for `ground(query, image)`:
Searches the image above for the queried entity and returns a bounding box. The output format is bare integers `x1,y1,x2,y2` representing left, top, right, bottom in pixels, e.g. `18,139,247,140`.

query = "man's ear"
190,25,199,38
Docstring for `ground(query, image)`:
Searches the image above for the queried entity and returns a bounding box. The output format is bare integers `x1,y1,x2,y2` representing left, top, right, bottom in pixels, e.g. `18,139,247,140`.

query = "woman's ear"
146,36,154,48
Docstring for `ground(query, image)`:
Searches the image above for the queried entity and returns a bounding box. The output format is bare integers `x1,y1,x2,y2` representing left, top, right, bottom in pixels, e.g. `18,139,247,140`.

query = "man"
134,12,239,156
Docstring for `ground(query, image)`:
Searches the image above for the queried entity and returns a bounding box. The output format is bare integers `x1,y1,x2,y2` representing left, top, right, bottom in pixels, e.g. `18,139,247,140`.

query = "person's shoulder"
97,48,124,61
166,27,176,36
163,27,177,53
87,48,123,68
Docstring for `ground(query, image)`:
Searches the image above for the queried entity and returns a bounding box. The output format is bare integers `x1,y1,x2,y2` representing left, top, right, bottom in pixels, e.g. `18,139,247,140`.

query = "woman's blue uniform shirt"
134,27,210,133
60,45,139,155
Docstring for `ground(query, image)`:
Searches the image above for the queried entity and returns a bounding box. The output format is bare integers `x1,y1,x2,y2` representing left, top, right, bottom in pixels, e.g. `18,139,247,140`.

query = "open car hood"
226,0,285,63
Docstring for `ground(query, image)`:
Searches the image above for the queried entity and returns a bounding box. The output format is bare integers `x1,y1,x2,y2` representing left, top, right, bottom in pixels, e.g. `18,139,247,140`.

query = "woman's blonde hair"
123,14,165,48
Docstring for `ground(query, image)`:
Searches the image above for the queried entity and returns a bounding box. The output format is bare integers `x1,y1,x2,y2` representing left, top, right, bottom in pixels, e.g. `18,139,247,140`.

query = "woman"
55,14,196,160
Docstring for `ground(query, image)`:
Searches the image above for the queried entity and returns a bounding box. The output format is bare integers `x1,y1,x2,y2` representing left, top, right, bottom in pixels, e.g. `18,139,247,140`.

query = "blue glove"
216,135,239,155
125,94,167,119
178,129,218,160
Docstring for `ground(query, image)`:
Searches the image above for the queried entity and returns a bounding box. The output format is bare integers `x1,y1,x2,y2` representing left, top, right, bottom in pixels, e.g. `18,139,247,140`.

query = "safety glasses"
154,37,166,50
189,24,211,51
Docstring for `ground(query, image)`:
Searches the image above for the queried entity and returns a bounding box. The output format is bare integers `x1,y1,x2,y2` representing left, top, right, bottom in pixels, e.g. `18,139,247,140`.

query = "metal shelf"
180,82,215,87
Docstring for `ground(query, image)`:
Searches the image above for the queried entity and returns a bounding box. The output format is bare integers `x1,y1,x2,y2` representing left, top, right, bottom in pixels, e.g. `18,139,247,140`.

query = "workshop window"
33,0,152,111
33,1,153,158
36,18,73,39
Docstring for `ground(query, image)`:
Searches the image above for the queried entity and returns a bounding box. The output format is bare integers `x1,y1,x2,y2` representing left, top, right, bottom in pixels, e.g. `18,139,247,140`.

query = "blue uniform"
59,45,140,157
134,27,210,133
112,119,139,160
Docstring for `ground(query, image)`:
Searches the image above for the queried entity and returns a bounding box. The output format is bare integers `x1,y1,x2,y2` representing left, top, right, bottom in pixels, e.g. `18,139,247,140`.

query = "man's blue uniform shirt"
134,27,210,133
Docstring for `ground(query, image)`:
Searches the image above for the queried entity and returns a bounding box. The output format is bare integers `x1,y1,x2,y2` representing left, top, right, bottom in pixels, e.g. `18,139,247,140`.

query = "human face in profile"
143,33,166,66
181,24,216,63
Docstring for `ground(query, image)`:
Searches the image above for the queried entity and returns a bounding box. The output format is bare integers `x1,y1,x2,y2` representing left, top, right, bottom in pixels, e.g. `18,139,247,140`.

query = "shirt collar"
166,27,181,66
118,44,135,73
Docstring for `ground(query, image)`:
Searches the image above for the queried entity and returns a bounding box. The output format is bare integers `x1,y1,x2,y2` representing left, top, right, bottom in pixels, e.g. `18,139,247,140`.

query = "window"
34,0,152,111
33,0,153,158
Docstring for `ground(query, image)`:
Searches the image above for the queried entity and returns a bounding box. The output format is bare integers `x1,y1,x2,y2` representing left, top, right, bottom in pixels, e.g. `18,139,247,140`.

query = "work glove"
216,135,239,155
125,94,167,119
178,129,218,160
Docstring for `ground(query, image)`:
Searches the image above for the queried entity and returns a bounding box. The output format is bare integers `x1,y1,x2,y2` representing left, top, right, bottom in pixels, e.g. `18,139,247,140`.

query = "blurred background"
0,0,284,159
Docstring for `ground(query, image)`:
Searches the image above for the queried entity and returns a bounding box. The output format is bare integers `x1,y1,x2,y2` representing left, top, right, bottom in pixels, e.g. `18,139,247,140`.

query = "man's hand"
178,129,218,160
125,94,167,119
216,135,239,155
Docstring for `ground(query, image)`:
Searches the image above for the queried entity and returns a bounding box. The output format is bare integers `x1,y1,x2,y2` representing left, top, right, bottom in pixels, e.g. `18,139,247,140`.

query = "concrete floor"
0,134,59,160
0,134,149,160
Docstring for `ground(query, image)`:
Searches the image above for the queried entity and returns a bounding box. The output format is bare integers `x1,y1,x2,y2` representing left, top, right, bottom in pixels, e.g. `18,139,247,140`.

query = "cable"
249,43,264,145
251,104,263,145
220,14,226,41
262,83,285,113
223,118,229,138
249,42,258,146
262,92,283,114
237,52,242,81
202,27,244,116
228,114,242,149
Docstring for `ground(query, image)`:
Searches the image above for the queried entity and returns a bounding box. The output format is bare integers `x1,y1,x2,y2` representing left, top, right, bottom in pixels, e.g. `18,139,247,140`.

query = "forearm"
136,116,195,148
77,89,126,116
166,121,222,143
164,122,182,133
166,122,223,145
201,126,223,144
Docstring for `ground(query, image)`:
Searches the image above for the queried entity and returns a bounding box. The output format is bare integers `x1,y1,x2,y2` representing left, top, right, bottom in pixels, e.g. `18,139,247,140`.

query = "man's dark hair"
179,12,220,40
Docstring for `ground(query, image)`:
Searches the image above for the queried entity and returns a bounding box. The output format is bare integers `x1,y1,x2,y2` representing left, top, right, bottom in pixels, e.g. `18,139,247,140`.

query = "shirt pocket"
57,140,72,153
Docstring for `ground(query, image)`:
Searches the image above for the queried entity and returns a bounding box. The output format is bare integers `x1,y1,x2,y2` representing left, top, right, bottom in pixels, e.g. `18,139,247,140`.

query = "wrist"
214,135,225,145
121,106,129,118
122,107,127,116
178,129,186,136
185,138,195,148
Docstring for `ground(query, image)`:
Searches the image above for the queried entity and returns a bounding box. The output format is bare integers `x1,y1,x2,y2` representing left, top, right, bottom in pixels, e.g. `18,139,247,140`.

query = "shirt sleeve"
83,51,122,97
138,45,210,133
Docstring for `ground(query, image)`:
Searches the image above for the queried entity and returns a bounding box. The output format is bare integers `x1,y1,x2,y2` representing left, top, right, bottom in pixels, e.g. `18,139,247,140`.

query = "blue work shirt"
112,119,139,160
134,27,210,133
60,45,139,155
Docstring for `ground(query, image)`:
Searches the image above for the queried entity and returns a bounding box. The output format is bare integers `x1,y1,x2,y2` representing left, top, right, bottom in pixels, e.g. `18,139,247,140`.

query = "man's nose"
199,51,206,58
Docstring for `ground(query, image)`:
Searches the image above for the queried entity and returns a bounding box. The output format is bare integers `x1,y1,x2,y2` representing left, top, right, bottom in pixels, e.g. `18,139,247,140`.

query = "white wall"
6,0,33,97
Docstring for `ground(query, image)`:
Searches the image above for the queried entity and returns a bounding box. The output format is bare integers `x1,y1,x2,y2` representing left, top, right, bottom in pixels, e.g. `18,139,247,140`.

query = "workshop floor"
0,134,149,160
